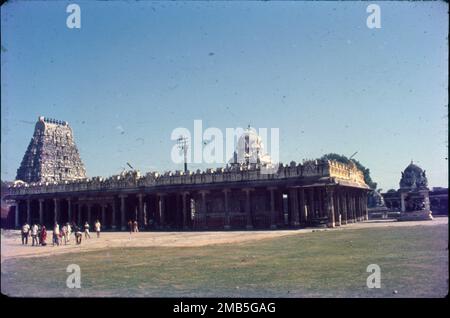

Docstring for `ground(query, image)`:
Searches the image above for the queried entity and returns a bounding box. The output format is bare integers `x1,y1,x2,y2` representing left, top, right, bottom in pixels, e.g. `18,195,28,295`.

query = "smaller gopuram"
384,162,433,221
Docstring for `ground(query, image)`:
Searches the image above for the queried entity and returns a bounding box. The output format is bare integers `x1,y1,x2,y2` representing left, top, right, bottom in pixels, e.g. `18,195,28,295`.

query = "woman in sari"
40,226,47,246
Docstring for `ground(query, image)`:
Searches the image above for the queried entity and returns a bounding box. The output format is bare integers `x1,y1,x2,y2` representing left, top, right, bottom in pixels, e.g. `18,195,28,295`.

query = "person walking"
128,219,133,234
133,220,139,233
31,223,39,246
40,225,47,246
61,224,68,245
95,220,101,238
73,224,82,245
21,222,30,245
66,222,72,243
53,222,60,246
84,221,91,239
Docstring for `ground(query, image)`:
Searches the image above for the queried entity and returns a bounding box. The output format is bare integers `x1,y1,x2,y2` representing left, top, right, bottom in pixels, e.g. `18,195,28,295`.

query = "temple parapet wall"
328,160,366,187
7,159,368,196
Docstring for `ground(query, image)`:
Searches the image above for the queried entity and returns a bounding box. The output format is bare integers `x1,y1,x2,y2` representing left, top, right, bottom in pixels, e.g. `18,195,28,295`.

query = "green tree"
320,153,377,189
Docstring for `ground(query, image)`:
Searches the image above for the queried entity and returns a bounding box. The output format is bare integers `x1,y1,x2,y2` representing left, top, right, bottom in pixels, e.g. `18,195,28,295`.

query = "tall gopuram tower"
15,116,87,183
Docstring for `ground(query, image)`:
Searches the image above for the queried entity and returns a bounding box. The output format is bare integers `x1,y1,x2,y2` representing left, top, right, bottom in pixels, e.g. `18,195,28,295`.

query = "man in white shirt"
31,224,39,246
95,220,101,238
21,223,30,245
84,222,91,239
53,223,60,246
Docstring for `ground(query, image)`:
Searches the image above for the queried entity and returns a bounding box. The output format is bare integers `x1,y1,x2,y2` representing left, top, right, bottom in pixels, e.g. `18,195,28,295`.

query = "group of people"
21,219,103,247
127,219,139,234
20,223,45,246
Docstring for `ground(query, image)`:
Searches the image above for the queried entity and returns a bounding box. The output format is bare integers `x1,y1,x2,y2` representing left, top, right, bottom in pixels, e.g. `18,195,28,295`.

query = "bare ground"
1,217,447,261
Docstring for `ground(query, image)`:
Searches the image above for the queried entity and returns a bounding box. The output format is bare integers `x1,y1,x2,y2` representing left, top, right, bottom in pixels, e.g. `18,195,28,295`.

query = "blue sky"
1,0,448,191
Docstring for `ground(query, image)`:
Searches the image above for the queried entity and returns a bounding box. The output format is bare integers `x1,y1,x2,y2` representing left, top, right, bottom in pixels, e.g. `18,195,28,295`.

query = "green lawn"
1,224,448,297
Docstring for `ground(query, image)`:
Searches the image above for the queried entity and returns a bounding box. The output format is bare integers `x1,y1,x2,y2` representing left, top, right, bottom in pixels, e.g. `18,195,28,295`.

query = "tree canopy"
320,153,377,190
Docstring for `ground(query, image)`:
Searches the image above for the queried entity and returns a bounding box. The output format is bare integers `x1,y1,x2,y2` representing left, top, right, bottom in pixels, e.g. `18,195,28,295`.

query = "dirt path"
2,217,447,261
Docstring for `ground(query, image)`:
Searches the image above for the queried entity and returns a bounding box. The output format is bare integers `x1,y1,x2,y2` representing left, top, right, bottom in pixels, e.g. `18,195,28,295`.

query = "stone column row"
13,188,368,231
16,197,122,229
196,187,280,230
322,187,368,228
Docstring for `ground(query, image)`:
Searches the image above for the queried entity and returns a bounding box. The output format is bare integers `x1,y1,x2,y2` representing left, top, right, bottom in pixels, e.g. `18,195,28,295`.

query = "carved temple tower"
16,116,87,183
397,161,433,220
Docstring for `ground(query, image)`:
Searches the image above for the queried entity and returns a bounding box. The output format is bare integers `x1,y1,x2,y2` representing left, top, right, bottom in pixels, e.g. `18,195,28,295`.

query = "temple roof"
404,161,424,174
400,161,428,190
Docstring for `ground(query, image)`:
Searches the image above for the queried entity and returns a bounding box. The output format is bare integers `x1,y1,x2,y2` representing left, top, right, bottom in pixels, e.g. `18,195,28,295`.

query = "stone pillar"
309,189,315,219
119,195,127,230
54,198,60,224
276,190,284,225
15,202,20,228
289,187,300,227
39,199,44,225
158,193,166,228
243,188,253,229
299,188,306,224
111,200,117,229
357,194,362,221
200,191,207,214
341,192,348,225
358,193,363,221
77,203,82,225
144,202,148,227
400,192,406,212
175,194,180,226
348,193,354,222
335,191,341,226
362,194,366,220
346,193,351,223
361,193,366,220
26,199,31,224
182,192,189,229
101,204,106,227
87,204,92,225
198,191,208,229
364,192,369,220
67,198,72,223
223,189,231,230
325,187,335,228
321,189,326,218
138,193,144,229
268,187,277,229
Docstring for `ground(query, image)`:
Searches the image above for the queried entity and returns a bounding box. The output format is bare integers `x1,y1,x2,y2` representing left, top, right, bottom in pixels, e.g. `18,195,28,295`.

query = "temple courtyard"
1,217,448,297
